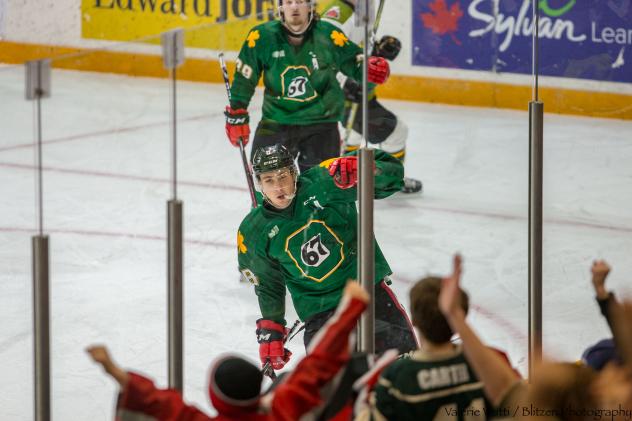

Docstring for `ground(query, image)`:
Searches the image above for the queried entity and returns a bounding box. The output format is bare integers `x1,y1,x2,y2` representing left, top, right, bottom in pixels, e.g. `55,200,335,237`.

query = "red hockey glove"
256,319,292,370
328,156,358,189
367,56,390,84
224,106,250,147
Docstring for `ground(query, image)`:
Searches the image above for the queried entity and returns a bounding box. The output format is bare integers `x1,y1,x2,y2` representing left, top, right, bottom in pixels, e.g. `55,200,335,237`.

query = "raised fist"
328,156,358,189
367,56,390,84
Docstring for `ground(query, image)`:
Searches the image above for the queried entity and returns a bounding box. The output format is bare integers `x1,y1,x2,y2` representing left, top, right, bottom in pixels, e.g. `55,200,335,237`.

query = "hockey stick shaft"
343,0,387,145
218,52,258,208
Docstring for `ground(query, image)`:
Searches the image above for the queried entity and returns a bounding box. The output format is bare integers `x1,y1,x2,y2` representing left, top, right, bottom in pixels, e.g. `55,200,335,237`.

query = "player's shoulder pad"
316,20,351,47
239,205,265,229
237,208,271,255
242,21,279,48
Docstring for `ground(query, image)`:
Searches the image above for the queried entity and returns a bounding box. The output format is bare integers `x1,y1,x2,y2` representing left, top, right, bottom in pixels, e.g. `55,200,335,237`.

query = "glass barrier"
10,0,622,415
42,37,176,417
405,0,531,375
177,22,269,410
0,63,37,416
540,2,632,364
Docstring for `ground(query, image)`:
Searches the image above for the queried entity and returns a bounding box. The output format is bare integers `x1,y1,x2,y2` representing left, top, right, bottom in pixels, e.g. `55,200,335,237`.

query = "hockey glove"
256,319,292,370
367,56,390,84
328,156,358,189
224,106,250,147
373,35,402,61
342,77,362,103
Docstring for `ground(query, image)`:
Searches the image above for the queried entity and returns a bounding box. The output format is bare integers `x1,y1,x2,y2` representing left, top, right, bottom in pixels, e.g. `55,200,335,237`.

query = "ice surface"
1,69,631,419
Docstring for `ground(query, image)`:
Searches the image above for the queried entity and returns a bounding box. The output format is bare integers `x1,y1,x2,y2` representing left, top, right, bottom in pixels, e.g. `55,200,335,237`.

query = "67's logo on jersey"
280,66,317,102
285,220,344,282
301,233,331,266
287,77,309,98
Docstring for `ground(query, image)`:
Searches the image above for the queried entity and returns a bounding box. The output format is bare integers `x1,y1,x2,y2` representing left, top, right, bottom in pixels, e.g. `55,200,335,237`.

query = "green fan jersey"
374,347,495,421
237,150,403,324
230,19,363,125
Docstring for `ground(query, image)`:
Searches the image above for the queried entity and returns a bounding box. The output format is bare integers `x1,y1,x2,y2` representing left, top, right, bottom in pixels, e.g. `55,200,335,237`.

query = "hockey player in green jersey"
319,0,423,193
224,0,392,172
237,144,417,371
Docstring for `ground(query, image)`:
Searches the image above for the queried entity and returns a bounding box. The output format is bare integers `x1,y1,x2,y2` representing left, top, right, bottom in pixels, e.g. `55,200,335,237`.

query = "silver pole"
161,29,185,391
528,0,543,380
167,200,183,391
362,0,369,149
532,0,540,102
26,59,51,421
170,66,177,200
358,148,375,354
36,96,44,235
33,236,50,421
357,0,376,354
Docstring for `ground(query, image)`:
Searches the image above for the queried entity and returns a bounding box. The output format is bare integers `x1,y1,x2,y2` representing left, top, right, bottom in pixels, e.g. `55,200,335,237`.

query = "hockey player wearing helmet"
224,0,391,173
239,144,418,373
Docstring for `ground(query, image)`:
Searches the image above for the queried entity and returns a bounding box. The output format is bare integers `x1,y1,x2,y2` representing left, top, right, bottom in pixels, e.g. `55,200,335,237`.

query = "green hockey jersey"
237,150,403,324
230,19,363,125
374,347,495,421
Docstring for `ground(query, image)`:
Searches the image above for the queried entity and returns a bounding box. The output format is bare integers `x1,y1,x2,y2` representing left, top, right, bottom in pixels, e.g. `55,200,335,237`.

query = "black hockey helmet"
252,144,296,177
277,0,315,37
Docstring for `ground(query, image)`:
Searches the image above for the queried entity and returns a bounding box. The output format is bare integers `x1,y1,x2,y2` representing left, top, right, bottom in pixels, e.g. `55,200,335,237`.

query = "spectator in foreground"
370,265,518,420
87,280,369,421
437,254,603,421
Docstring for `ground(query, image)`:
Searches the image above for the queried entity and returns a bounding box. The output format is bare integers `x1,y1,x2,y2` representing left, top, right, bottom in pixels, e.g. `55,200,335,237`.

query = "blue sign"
412,0,632,83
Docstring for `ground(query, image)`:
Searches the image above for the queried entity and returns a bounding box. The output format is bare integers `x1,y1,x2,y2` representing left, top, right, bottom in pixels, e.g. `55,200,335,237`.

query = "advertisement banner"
413,0,632,83
81,0,277,51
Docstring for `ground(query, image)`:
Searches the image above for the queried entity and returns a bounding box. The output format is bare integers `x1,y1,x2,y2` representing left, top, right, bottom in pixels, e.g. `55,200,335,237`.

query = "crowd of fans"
87,256,632,420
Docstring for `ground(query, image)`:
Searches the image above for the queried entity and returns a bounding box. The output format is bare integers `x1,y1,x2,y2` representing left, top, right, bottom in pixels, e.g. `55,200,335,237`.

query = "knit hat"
581,338,620,371
208,354,263,415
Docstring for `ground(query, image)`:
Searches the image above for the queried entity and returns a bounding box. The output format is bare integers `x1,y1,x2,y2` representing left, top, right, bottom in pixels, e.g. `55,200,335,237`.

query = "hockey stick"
218,52,258,208
342,0,387,146
261,319,303,380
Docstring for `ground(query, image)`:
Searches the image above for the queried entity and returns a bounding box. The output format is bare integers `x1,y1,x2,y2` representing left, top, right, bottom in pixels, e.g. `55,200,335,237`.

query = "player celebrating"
319,0,423,193
224,0,391,172
237,144,417,372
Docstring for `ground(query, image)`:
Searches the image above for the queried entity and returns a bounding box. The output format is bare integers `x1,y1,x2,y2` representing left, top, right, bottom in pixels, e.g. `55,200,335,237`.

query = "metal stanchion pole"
33,236,50,421
358,149,375,354
356,0,376,354
26,59,51,421
167,200,183,390
161,29,185,391
528,0,543,380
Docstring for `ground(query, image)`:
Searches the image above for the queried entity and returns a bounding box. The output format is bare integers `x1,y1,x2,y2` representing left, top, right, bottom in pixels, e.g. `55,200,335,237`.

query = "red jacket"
115,295,366,421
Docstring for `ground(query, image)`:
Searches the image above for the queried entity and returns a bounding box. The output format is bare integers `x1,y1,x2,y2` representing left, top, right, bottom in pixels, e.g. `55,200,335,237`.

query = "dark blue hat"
581,338,621,371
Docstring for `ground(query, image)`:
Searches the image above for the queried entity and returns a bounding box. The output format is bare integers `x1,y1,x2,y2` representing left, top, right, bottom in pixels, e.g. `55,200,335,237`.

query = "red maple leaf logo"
420,0,464,45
